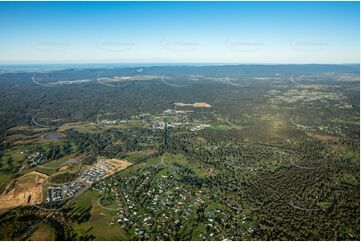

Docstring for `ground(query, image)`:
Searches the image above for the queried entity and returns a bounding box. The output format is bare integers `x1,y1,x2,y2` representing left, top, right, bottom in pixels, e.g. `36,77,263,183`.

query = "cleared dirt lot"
101,158,132,174
0,171,48,209
193,102,211,108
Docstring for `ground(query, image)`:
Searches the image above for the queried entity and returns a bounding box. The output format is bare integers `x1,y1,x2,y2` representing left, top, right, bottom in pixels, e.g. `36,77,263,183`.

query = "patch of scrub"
44,133,64,140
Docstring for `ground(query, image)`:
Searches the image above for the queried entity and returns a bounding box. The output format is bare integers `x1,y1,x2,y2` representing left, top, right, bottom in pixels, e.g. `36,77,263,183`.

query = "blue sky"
0,1,359,64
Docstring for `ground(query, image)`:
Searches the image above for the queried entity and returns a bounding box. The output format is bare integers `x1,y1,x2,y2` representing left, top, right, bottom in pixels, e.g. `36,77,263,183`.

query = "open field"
28,223,56,241
58,122,99,133
67,190,128,240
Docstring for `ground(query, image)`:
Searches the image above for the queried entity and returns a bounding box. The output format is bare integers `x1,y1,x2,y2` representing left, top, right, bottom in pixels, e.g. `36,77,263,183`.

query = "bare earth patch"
58,165,69,172
193,102,212,108
101,158,132,174
0,171,48,209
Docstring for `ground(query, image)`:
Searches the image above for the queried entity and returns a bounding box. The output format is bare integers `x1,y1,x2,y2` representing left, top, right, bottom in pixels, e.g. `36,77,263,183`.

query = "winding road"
96,197,118,211
289,201,321,211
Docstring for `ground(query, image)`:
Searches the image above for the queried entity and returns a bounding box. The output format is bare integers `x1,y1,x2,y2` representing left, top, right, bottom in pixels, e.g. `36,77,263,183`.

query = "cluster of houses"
99,119,127,124
81,159,119,183
46,182,86,202
98,109,214,135
81,165,107,184
28,151,46,167
190,124,210,132
91,164,248,240
46,160,117,203
151,121,166,130
149,108,213,132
